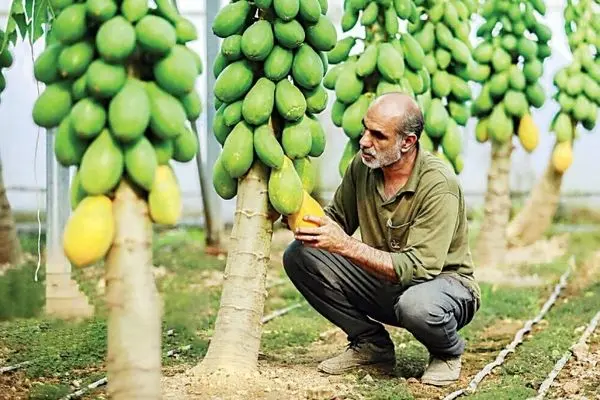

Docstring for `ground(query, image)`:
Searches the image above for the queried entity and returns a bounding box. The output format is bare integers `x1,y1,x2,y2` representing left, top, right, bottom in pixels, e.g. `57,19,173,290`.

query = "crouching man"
282,92,480,386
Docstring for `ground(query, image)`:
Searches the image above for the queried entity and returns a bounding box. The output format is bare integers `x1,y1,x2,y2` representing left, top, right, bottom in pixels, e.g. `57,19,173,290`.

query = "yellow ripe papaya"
288,190,325,232
518,113,539,153
63,195,114,268
552,141,573,173
148,165,182,225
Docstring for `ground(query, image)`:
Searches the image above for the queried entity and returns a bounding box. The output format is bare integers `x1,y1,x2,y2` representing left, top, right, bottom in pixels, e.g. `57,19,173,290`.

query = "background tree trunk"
105,180,161,399
474,140,513,268
506,150,564,248
194,161,273,376
0,156,23,266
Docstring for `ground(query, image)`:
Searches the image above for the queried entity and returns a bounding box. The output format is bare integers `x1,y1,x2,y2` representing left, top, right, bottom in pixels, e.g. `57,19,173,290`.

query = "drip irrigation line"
442,257,575,400
529,310,600,400
261,302,304,324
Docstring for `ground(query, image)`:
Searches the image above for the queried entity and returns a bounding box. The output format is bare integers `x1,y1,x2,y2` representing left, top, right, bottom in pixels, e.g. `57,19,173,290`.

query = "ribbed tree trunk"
193,161,273,376
474,140,513,268
506,148,564,248
105,180,161,399
0,156,23,266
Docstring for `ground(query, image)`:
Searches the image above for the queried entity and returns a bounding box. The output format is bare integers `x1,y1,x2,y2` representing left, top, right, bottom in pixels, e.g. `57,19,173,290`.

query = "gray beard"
360,140,403,169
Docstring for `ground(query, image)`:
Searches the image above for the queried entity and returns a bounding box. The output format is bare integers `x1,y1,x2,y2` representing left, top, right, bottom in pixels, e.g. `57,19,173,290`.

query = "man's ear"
401,134,418,152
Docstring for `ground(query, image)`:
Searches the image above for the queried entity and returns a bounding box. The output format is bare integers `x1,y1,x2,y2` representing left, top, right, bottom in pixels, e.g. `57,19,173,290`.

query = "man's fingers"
303,215,325,226
294,234,319,242
295,226,321,235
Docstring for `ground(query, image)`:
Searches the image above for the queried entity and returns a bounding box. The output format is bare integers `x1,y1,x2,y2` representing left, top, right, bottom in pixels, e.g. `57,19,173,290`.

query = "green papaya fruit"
275,79,307,121
525,83,545,108
305,15,337,51
154,44,198,96
214,104,233,145
33,44,63,84
222,121,254,178
401,33,425,70
327,37,356,64
331,100,346,127
377,43,404,83
146,81,187,139
96,16,136,62
448,101,470,126
173,126,199,162
212,154,238,200
293,45,324,89
274,18,305,49
71,98,107,139
53,4,88,44
212,0,251,38
268,156,303,214
242,20,275,61
424,99,449,138
503,90,529,117
254,123,285,169
135,15,177,55
242,77,276,126
299,0,321,23
124,136,157,191
293,157,316,194
488,105,513,143
55,115,88,166
274,0,300,21
282,116,313,159
69,170,87,210
303,84,328,114
180,89,203,121
58,40,95,79
79,129,124,194
86,0,117,22
86,59,126,98
306,114,326,157
32,82,72,128
109,79,151,142
214,60,254,103
150,135,174,164
342,94,370,139
335,63,363,104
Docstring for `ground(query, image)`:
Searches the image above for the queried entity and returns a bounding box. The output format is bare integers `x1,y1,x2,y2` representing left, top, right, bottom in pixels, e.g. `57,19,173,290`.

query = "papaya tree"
470,0,552,268
30,0,202,397
197,0,333,377
410,0,478,173
0,31,23,267
507,0,600,247
324,0,432,176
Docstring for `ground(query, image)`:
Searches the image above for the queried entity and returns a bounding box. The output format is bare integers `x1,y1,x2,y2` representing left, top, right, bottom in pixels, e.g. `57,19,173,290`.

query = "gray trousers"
283,240,480,358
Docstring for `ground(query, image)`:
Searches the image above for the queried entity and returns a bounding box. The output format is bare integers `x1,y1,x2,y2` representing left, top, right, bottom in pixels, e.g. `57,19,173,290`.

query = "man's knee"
394,289,450,331
283,240,312,277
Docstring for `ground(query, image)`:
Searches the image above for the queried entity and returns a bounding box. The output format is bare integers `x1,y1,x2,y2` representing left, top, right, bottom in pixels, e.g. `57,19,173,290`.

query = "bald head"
365,92,424,139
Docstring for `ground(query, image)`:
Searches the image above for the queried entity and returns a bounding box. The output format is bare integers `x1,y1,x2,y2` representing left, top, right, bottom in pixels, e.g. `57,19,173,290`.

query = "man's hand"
293,215,351,254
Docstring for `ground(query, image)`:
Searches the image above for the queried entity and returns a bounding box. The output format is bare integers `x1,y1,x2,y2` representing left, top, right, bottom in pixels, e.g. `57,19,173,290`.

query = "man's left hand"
293,215,351,254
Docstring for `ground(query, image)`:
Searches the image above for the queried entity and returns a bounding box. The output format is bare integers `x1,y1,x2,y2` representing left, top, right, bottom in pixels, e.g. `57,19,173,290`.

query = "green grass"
1,223,599,400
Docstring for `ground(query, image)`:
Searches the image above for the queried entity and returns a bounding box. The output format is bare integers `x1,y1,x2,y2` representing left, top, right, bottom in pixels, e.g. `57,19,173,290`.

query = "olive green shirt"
324,145,480,300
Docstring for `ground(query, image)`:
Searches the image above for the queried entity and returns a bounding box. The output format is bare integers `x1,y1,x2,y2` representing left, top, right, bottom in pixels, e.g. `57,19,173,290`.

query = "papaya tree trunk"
474,139,512,268
105,179,161,399
506,148,564,248
193,161,273,375
0,156,23,266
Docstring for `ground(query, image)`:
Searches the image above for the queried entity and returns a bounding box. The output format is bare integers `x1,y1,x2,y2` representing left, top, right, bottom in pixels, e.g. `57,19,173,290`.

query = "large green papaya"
377,43,404,83
292,44,324,89
135,15,176,55
212,154,238,200
124,136,157,191
424,99,448,138
222,121,254,178
274,18,305,49
79,129,124,194
96,16,136,62
108,79,151,142
172,127,199,162
146,82,187,139
306,114,326,157
32,82,72,128
33,44,63,84
303,84,328,114
264,45,294,81
214,60,254,103
254,123,285,169
153,45,198,96
335,63,363,104
212,0,251,38
241,20,275,61
57,40,95,78
342,94,370,139
305,15,337,51
282,116,313,159
242,77,276,125
86,59,126,98
71,98,107,139
293,157,316,194
54,116,88,167
275,79,307,121
268,156,303,215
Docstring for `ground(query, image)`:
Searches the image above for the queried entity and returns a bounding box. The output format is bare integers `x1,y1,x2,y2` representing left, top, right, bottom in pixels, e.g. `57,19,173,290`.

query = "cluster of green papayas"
547,0,599,173
471,0,552,153
325,0,430,177
32,0,202,226
0,30,14,101
411,0,478,174
211,0,333,217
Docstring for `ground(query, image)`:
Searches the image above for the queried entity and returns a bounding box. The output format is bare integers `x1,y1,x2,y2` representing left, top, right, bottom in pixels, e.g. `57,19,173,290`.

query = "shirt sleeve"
323,158,360,236
390,191,459,287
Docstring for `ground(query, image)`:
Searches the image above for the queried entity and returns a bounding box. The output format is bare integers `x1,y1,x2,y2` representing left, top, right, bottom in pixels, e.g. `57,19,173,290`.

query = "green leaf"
1,0,27,53
32,0,50,43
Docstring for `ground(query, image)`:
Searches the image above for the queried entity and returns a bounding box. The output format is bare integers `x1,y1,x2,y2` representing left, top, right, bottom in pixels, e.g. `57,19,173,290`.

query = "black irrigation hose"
443,256,575,400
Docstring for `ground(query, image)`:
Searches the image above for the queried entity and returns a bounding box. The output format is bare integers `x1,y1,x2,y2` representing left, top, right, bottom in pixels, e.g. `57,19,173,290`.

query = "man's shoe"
317,341,396,375
420,355,461,386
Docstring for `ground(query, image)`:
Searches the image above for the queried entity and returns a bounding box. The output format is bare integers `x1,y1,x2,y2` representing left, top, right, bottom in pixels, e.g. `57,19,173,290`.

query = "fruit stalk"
105,179,161,400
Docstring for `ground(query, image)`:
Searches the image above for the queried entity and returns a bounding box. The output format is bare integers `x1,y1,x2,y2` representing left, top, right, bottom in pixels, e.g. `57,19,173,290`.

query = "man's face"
359,110,404,169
